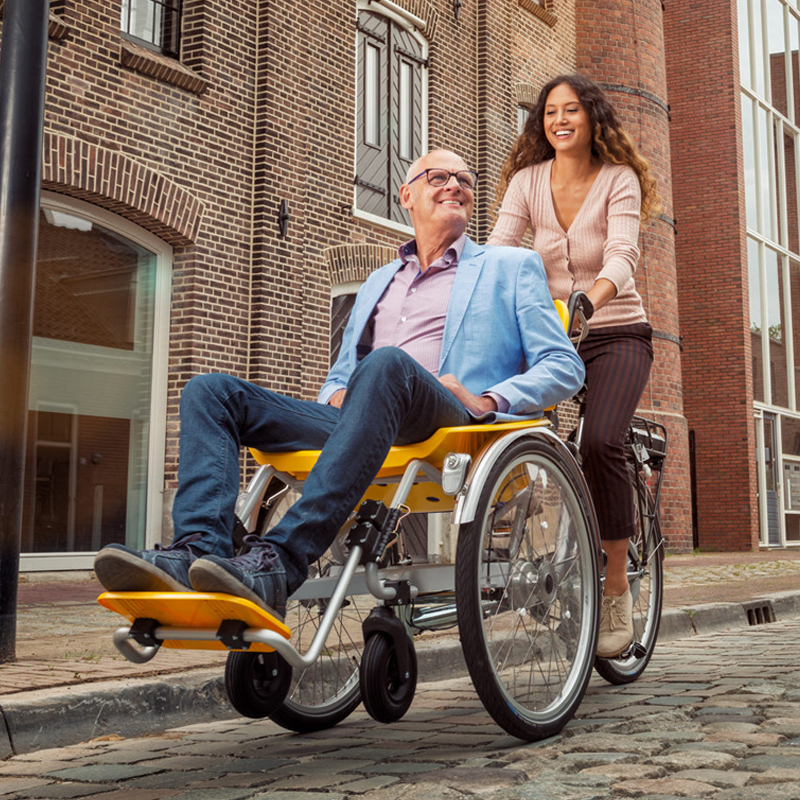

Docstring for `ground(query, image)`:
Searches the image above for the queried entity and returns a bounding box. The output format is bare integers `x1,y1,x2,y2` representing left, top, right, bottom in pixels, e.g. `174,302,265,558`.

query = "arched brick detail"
41,131,204,246
374,0,439,37
324,244,397,285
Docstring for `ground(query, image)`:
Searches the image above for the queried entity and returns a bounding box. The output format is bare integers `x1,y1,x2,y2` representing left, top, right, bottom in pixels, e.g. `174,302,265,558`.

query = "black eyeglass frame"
407,168,479,190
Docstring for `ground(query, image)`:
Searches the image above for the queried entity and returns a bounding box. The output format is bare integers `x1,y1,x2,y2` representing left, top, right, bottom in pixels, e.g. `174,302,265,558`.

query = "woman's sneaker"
93,534,204,592
188,536,288,620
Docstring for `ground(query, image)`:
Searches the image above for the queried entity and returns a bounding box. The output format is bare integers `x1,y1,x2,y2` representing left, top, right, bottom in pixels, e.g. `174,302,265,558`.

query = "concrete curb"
3,589,799,756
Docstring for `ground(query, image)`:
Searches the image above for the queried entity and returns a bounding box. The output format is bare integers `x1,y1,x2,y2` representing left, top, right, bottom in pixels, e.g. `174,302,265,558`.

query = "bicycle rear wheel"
455,436,600,741
595,467,663,685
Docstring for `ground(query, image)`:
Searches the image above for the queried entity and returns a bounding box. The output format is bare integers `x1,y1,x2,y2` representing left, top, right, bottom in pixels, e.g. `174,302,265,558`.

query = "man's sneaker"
188,535,288,620
596,588,633,658
94,533,204,593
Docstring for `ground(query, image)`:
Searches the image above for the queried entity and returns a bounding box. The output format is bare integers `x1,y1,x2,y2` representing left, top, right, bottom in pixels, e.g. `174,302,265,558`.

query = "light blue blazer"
319,237,585,420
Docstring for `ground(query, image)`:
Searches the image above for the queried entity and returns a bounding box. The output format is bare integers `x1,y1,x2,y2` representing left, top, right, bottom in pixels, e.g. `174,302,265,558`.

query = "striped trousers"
578,322,653,541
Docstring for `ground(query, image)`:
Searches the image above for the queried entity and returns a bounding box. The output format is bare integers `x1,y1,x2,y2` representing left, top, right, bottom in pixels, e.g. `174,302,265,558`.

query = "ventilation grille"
743,601,776,626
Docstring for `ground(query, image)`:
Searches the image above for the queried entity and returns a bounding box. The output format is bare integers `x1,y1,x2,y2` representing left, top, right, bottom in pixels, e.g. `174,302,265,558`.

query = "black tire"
595,468,664,684
249,484,366,733
360,632,418,724
455,435,601,741
225,650,292,718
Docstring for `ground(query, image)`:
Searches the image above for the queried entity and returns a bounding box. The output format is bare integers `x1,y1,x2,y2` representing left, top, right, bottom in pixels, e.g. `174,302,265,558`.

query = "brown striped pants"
578,322,653,541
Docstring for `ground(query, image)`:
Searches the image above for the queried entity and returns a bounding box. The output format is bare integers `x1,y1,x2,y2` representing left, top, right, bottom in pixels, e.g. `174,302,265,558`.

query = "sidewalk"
3,549,800,756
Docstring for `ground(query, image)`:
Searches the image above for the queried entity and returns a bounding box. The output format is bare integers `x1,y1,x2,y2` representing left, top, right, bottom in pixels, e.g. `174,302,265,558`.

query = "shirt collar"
398,234,466,271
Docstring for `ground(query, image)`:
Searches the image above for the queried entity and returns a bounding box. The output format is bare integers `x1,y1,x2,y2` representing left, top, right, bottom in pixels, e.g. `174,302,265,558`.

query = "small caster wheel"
360,632,417,723
225,650,291,718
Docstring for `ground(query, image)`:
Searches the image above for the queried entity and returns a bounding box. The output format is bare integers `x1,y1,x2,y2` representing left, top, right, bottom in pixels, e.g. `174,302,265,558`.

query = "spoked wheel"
455,435,600,742
595,468,663,685
360,632,418,723
248,481,367,733
225,650,292,718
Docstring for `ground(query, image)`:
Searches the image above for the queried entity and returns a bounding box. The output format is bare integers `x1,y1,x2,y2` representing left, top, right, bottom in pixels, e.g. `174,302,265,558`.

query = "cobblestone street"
3,615,800,799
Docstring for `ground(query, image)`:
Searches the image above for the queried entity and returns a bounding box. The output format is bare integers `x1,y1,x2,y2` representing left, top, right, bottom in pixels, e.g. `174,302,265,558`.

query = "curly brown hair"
494,73,659,222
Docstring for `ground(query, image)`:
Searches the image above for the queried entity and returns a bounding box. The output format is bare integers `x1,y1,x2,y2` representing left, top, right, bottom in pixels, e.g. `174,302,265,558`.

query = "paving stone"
647,749,738,771
671,769,752,788
44,764,164,782
482,773,612,800
554,732,663,757
612,777,720,797
714,786,800,800
14,783,111,798
739,753,800,772
402,767,529,789
0,777,55,797
666,741,749,757
554,752,636,770
359,761,441,775
336,775,400,793
578,763,667,780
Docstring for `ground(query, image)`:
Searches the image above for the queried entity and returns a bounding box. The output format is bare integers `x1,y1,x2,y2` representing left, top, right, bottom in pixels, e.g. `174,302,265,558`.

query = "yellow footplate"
97,591,291,652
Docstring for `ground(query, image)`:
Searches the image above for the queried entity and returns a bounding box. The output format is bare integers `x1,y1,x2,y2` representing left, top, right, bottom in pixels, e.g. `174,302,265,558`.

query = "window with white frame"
121,0,182,59
355,4,428,230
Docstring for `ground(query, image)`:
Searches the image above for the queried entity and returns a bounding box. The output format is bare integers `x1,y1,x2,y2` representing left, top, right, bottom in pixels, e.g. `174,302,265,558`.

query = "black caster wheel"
360,632,417,723
225,650,292,718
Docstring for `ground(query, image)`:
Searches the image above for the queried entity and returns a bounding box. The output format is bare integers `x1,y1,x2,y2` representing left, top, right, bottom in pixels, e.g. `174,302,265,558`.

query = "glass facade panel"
759,105,776,236
766,248,790,406
767,0,789,116
752,0,766,97
750,237,765,402
784,127,800,251
24,208,158,554
790,10,800,124
740,0,753,89
743,96,759,229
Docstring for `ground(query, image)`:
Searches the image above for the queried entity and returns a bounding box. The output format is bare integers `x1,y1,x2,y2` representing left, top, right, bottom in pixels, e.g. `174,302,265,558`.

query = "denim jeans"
172,347,473,591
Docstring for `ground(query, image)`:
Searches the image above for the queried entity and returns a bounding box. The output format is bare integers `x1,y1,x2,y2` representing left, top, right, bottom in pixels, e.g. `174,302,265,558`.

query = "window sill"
120,39,208,95
352,207,415,238
518,0,557,27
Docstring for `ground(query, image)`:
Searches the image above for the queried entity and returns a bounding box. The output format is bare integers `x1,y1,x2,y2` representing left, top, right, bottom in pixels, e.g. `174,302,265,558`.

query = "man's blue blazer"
319,237,585,421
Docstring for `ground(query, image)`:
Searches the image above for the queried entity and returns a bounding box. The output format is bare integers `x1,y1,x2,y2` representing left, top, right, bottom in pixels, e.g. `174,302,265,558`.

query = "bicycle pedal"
630,641,647,658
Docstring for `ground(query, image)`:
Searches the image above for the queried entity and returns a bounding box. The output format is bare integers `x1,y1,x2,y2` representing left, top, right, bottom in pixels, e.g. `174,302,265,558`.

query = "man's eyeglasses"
408,168,479,191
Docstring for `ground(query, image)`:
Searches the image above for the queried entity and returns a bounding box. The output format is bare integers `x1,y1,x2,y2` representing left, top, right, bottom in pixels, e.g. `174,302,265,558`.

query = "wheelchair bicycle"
98,294,665,742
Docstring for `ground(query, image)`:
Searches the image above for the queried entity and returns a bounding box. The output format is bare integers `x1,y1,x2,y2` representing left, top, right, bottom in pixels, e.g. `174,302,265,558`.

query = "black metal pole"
0,0,50,663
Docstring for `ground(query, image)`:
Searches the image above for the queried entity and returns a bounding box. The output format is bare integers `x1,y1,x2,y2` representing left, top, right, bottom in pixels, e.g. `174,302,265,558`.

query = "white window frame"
21,192,173,571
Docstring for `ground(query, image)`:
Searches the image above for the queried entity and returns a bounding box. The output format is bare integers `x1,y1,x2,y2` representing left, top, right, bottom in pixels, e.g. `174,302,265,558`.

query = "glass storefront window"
23,202,168,560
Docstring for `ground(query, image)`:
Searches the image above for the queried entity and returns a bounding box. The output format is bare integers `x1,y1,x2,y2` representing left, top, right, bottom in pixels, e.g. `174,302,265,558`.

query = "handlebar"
566,291,594,346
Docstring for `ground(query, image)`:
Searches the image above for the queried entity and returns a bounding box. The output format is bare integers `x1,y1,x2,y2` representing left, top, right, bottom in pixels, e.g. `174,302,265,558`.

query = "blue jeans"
172,348,473,591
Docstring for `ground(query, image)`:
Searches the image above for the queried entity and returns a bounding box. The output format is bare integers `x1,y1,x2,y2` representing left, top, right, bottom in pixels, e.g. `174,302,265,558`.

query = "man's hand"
328,389,346,408
438,374,497,416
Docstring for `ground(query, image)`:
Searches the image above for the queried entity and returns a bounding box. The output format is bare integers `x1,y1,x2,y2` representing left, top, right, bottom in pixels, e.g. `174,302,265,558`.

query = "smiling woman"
487,73,658,659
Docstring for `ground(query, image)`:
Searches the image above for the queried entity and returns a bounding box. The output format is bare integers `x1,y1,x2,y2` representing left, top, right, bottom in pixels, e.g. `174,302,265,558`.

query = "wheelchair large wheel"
595,468,663,685
248,480,366,733
455,436,600,742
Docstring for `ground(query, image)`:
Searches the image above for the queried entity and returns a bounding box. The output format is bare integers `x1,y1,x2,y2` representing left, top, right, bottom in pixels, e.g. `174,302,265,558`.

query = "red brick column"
575,0,693,551
663,0,758,550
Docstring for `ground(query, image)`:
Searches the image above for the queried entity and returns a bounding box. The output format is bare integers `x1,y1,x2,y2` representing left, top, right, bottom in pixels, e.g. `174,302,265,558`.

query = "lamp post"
0,0,50,663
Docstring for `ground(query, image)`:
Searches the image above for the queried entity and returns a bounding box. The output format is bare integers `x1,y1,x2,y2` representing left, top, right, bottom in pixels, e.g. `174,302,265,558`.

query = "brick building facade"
5,0,775,568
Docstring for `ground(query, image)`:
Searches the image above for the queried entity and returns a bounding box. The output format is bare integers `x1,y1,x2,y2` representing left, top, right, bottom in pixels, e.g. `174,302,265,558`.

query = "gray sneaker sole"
188,559,285,622
94,549,192,593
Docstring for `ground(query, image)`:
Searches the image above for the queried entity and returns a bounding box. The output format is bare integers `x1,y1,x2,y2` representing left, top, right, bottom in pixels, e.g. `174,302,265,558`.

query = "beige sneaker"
597,588,633,658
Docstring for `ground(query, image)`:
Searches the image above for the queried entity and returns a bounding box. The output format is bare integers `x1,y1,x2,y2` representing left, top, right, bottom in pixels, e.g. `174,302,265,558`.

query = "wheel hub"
509,559,557,612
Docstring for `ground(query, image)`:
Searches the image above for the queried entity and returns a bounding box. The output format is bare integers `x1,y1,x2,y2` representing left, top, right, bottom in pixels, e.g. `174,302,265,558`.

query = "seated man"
94,149,585,620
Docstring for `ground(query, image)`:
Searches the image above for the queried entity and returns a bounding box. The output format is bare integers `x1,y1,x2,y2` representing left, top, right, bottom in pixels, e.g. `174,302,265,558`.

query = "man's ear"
399,183,413,211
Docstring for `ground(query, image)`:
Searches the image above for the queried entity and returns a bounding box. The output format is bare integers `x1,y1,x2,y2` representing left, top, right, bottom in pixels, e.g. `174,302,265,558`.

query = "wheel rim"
476,451,596,721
